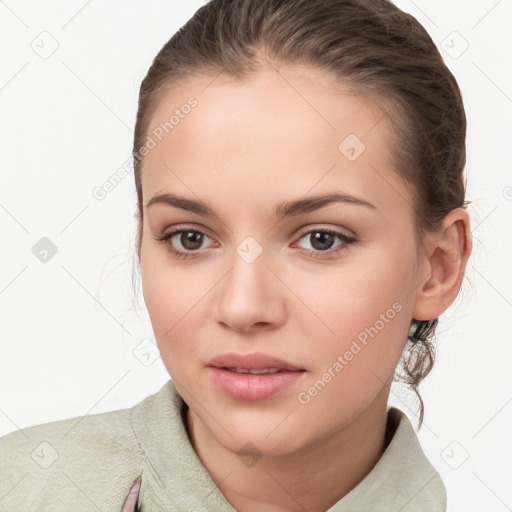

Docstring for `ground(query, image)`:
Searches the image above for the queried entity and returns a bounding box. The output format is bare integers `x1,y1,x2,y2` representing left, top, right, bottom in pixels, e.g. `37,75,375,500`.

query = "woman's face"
139,65,427,455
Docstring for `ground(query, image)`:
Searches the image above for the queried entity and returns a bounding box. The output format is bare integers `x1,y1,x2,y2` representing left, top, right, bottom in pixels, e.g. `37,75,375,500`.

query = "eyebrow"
146,191,377,219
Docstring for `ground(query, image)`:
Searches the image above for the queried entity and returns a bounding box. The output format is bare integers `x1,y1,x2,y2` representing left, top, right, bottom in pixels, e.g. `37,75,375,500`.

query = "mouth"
206,352,306,400
221,367,303,375
207,351,305,372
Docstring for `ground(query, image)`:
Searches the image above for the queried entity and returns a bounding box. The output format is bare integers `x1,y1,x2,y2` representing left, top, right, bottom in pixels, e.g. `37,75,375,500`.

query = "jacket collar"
129,379,446,511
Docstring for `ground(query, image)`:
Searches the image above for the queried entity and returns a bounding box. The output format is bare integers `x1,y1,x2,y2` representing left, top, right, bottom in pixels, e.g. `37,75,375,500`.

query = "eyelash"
154,226,358,260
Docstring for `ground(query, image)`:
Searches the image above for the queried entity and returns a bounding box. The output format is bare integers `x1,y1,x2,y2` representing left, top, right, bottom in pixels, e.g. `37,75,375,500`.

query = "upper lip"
207,352,304,371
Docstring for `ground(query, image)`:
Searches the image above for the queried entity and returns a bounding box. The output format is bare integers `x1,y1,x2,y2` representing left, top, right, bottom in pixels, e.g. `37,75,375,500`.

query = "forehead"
140,65,411,219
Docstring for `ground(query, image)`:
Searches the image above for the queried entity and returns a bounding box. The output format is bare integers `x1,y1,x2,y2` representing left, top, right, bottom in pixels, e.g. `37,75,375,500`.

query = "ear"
411,207,472,321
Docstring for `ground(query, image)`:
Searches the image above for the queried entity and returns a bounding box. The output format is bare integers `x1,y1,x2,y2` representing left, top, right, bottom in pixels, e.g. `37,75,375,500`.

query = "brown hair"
132,0,470,427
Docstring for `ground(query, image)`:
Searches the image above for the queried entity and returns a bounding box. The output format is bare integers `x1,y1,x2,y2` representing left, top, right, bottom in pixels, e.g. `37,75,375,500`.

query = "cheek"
140,250,205,369
305,245,414,394
295,301,407,434
311,246,410,338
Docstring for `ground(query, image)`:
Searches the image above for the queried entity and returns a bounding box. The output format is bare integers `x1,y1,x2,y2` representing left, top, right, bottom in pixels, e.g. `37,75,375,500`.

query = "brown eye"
154,227,214,259
295,228,357,259
307,231,337,251
176,231,205,251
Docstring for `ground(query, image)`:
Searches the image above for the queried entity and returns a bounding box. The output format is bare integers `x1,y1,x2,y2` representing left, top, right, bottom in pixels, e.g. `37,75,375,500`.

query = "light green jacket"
0,379,446,511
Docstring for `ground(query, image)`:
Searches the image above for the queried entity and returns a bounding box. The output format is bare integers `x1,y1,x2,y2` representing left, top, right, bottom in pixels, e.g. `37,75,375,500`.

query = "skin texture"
138,64,472,512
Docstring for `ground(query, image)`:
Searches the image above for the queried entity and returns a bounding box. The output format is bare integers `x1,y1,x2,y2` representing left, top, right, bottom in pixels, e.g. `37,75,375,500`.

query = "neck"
185,390,391,512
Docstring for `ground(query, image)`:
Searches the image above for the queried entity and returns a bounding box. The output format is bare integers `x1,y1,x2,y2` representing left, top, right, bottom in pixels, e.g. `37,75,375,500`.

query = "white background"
1,1,511,511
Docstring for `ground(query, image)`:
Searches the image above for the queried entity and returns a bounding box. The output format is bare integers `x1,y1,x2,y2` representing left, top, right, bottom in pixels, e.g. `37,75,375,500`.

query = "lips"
206,352,306,400
207,351,304,372
225,367,282,374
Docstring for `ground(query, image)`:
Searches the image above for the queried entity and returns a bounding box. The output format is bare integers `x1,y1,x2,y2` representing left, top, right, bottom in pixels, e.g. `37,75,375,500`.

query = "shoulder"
0,401,144,511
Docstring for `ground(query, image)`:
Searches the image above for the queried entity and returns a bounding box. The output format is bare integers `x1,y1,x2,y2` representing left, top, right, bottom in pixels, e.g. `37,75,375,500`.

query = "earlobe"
411,208,472,321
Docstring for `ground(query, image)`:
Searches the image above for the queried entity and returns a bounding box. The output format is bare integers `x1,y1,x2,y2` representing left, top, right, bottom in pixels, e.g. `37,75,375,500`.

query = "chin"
208,410,306,456
222,430,301,459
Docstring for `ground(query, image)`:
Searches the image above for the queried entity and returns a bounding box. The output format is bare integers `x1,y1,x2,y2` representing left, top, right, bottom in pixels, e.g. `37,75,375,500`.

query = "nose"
213,245,287,334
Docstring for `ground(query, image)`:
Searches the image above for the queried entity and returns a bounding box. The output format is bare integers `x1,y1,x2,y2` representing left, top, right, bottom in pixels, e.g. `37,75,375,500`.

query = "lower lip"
207,367,306,400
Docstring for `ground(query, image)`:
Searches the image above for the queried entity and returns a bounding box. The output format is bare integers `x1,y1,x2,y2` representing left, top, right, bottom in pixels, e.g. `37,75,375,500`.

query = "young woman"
0,0,472,510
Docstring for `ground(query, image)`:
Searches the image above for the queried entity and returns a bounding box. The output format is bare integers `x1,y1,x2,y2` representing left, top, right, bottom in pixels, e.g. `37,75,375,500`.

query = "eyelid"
294,224,356,240
159,223,215,240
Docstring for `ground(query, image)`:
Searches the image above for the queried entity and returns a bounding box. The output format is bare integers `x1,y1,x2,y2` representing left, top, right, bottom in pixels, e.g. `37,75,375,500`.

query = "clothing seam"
129,404,149,507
